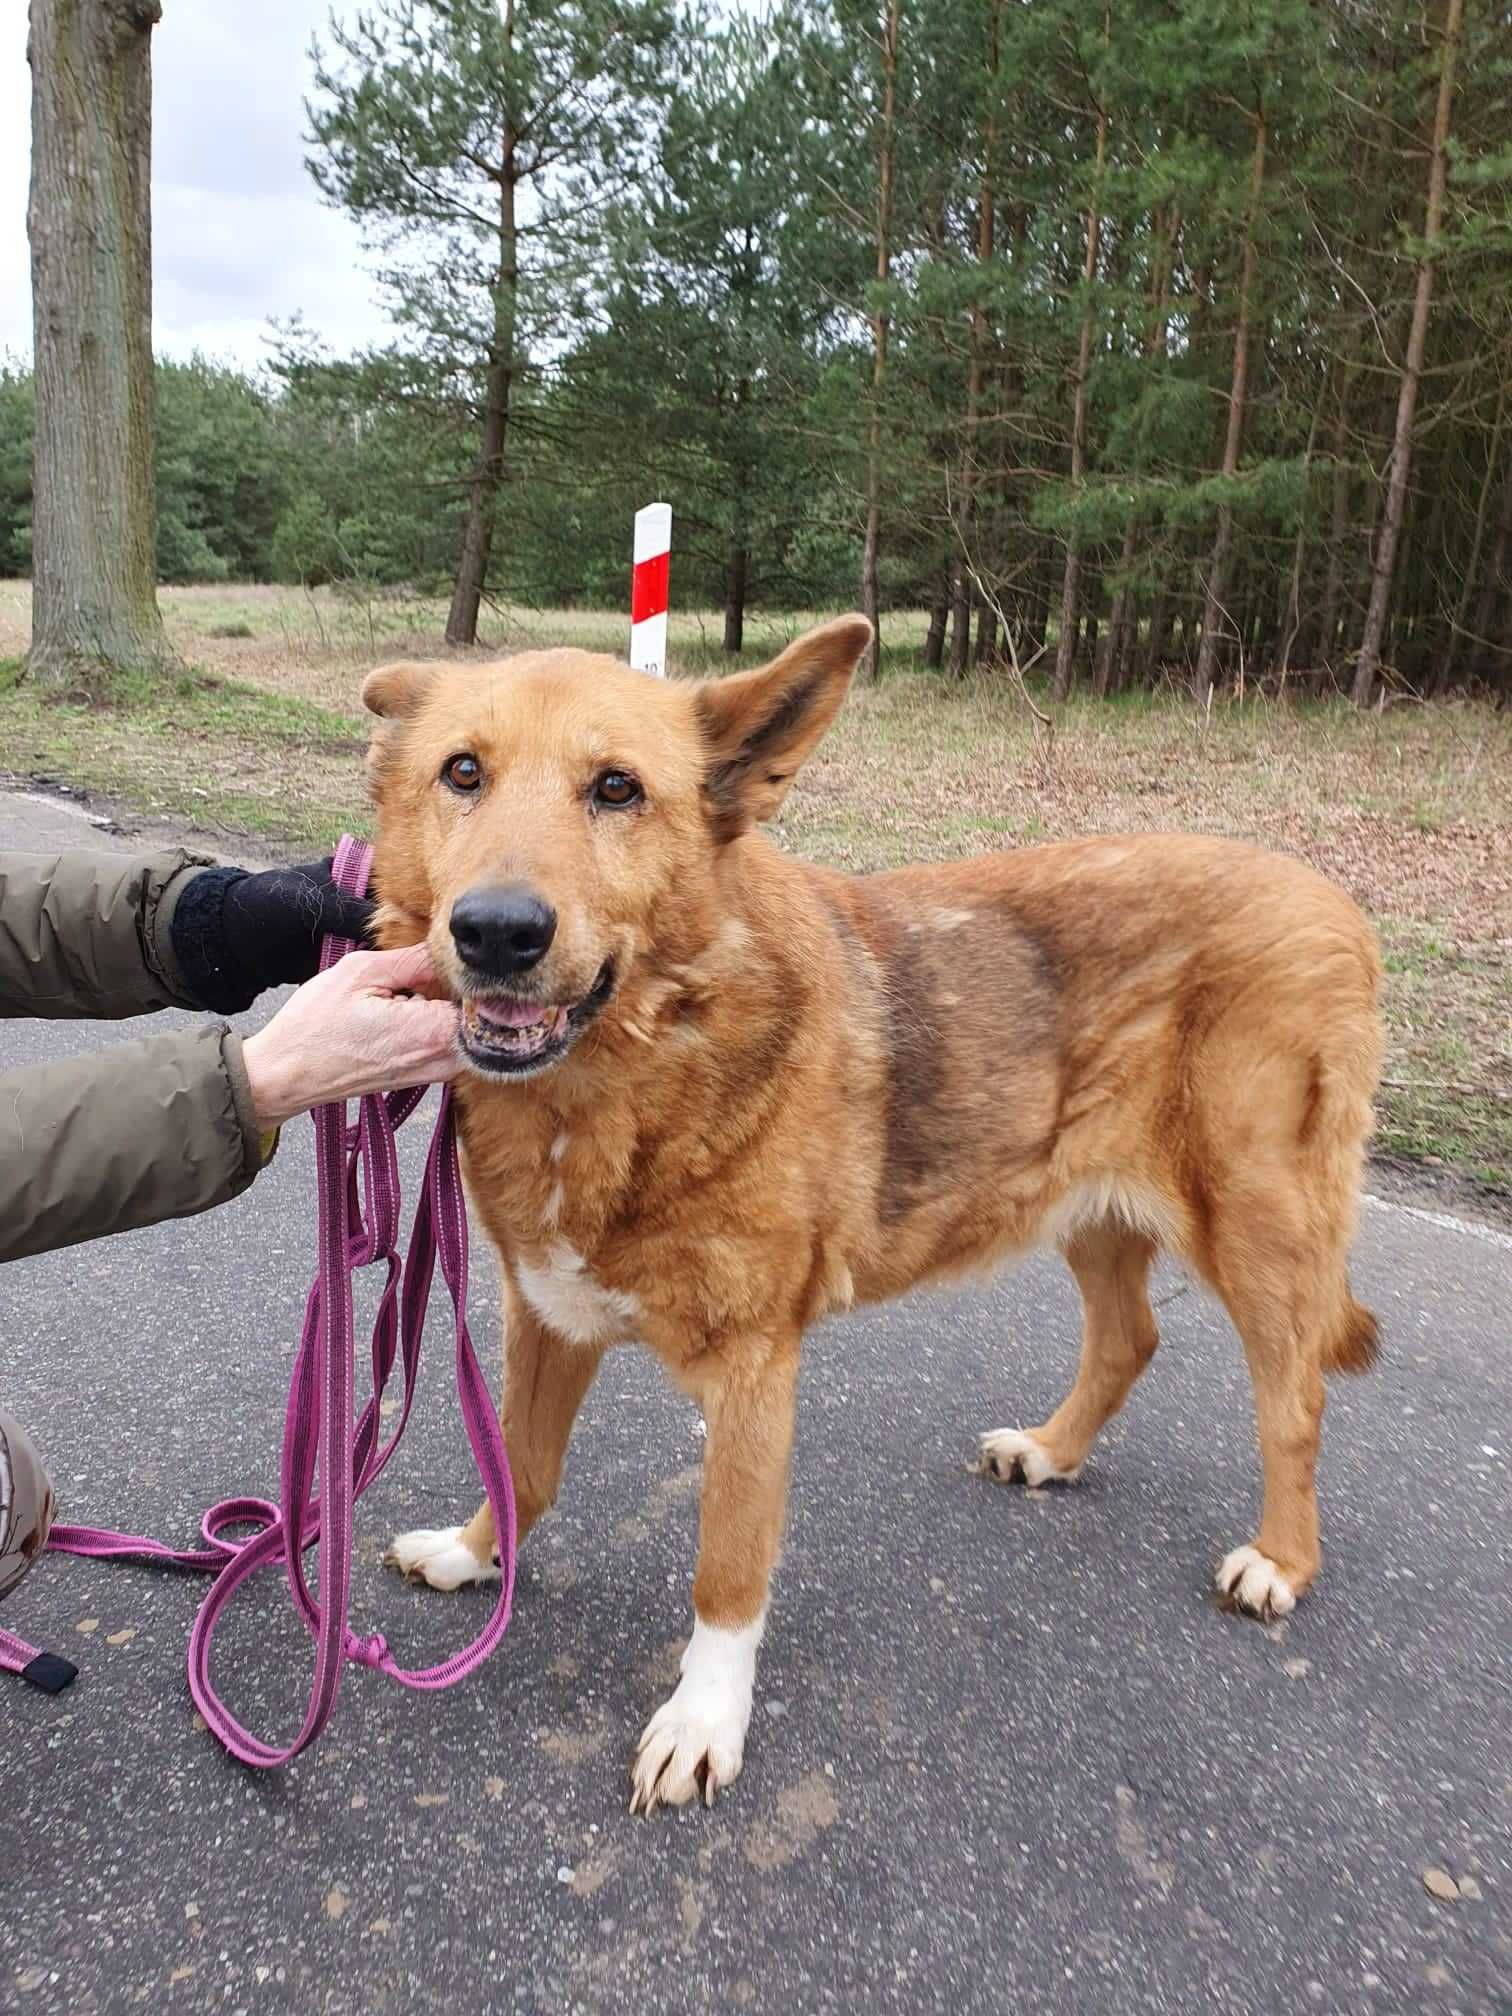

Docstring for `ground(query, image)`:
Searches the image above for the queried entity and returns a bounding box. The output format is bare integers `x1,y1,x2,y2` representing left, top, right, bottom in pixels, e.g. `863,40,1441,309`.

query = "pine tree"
1352,0,1466,706
576,13,849,648
306,0,679,645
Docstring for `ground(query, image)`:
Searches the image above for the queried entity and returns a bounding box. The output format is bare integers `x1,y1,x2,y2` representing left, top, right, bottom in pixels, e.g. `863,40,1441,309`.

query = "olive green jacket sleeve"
0,851,272,1263
0,848,205,1020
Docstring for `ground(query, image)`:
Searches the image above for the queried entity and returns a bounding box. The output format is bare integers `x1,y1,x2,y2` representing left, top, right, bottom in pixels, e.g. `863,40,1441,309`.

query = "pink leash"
0,835,518,1765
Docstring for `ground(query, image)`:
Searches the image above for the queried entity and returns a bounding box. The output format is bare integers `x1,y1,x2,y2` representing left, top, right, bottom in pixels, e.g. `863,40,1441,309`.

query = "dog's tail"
1301,998,1382,1378
1322,1289,1380,1374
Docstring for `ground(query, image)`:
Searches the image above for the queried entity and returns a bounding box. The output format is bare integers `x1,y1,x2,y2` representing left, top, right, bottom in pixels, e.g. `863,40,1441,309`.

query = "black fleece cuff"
169,866,256,1014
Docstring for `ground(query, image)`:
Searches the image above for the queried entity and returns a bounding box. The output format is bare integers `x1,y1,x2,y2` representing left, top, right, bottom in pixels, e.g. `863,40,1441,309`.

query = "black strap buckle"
20,1651,78,1695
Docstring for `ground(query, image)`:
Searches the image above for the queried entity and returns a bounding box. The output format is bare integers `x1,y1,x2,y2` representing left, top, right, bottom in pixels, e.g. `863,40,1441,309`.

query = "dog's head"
363,614,871,1080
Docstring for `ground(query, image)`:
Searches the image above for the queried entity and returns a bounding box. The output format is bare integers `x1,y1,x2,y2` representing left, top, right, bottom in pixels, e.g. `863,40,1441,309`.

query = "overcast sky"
0,2,398,371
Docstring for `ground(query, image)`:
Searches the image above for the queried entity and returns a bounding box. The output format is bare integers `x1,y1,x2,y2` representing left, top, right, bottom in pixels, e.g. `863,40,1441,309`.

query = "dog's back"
774,832,1380,1307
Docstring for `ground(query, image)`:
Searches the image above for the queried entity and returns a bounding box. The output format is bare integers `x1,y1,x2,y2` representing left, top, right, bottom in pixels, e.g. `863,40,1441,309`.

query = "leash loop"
345,1631,391,1671
15,836,518,1764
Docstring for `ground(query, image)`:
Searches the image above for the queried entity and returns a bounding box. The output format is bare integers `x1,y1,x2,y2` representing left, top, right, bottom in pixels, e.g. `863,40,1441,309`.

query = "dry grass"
0,581,855,704
3,580,1509,1188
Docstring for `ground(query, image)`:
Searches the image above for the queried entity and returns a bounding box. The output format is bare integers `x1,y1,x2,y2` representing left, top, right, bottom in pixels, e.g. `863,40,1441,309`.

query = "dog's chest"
494,1123,641,1347
513,1239,639,1347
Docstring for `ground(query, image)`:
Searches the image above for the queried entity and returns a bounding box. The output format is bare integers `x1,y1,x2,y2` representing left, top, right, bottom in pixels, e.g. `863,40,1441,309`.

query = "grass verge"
0,656,368,847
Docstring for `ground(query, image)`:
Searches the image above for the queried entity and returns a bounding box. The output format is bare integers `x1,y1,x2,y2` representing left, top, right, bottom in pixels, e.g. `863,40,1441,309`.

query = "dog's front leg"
386,1303,602,1590
630,1335,799,1815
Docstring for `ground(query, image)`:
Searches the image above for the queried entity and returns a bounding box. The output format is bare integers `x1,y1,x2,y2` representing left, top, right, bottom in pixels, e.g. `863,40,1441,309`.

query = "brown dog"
364,615,1383,1813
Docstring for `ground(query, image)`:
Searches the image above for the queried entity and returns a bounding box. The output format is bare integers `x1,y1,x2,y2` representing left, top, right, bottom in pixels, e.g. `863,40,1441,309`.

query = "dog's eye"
442,753,483,794
592,769,642,809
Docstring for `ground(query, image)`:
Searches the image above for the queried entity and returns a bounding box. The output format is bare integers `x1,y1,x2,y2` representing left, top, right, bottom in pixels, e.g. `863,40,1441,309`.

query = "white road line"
1363,1191,1512,1252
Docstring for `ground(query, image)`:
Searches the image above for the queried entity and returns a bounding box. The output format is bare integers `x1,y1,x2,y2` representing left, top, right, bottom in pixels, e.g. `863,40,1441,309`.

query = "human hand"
240,946,462,1130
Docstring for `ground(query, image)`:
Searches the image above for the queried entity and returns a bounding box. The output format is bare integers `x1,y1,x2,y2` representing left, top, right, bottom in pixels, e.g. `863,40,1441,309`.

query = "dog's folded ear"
361,660,440,720
694,615,872,841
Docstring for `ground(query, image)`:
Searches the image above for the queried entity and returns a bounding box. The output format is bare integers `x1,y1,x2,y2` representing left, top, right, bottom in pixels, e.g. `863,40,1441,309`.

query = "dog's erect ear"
361,660,439,720
363,661,441,809
693,615,872,841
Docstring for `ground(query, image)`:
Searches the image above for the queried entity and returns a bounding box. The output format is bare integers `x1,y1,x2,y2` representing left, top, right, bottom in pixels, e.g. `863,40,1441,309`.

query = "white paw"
975,1427,1080,1487
1215,1544,1296,1621
629,1613,764,1816
384,1525,499,1592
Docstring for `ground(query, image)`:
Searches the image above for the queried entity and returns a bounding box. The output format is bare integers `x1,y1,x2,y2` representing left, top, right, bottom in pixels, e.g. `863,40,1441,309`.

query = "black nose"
450,885,557,977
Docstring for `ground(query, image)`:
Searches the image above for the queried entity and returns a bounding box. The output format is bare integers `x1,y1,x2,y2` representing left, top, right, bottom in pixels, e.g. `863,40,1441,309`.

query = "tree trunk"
948,0,999,679
947,574,973,677
860,0,901,683
1141,581,1172,687
1275,404,1322,683
1351,0,1464,707
1081,608,1100,675
975,597,998,667
722,395,752,656
447,80,518,646
1492,608,1512,704
25,0,173,688
1406,478,1446,681
1318,357,1357,675
1096,204,1178,700
1052,47,1109,703
722,538,748,653
923,569,948,668
447,353,510,646
1194,109,1266,700
1319,461,1350,671
1095,550,1129,698
1433,385,1505,692
1468,456,1512,683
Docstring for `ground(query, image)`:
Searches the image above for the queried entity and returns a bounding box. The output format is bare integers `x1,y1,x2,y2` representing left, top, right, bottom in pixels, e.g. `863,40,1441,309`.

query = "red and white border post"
629,501,672,677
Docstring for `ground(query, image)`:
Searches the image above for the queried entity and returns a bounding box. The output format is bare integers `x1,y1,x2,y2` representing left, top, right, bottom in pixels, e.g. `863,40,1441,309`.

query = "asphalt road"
2,787,1509,2016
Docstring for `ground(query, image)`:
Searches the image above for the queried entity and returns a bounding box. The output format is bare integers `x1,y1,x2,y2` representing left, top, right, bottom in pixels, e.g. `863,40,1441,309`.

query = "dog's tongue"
474,997,555,1030
464,996,572,1062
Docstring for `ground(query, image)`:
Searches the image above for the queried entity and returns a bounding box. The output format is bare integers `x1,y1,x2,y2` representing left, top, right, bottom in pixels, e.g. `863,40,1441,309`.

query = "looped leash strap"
4,836,518,1764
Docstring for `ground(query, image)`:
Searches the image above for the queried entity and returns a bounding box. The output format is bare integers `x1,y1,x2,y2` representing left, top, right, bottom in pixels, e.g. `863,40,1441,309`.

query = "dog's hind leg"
386,1307,602,1591
1208,1204,1331,1621
979,1222,1159,1487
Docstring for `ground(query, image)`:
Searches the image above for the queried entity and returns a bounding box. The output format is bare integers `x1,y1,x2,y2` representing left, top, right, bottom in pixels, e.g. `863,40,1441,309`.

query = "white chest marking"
515,1240,638,1347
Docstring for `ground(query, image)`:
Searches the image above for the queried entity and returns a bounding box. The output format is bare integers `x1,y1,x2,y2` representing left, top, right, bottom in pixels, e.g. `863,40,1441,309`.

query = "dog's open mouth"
458,963,614,1077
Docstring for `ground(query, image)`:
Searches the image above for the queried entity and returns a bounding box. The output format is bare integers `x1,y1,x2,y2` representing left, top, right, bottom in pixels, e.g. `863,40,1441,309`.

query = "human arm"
0,849,373,1022
0,946,460,1265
